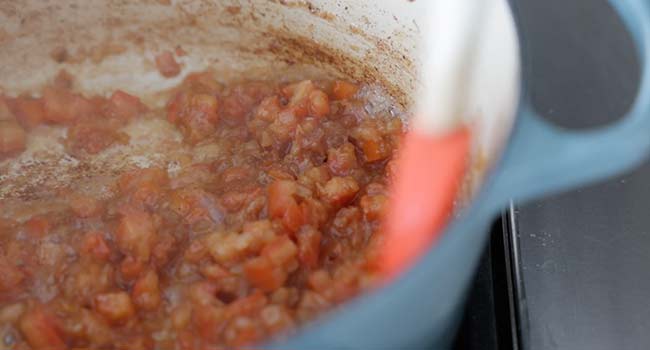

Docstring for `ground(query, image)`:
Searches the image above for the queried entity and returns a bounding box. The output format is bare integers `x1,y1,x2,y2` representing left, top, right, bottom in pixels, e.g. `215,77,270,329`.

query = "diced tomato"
254,96,281,122
66,120,129,155
300,198,328,228
0,255,25,291
283,80,315,118
152,233,177,267
243,256,286,292
223,316,265,348
205,223,274,266
171,304,193,330
132,270,162,311
81,231,111,261
224,290,267,318
327,142,358,176
114,335,154,350
184,239,208,263
183,71,220,94
167,91,220,144
200,263,230,280
115,209,157,262
351,122,391,162
94,292,135,323
8,96,45,128
318,176,360,207
298,166,331,190
118,167,168,193
307,269,331,292
330,207,362,238
25,216,51,238
281,199,303,233
155,50,181,78
260,305,295,334
42,87,96,123
0,98,13,121
360,194,388,220
268,108,299,143
297,290,330,319
262,235,298,268
19,307,65,350
62,261,115,305
106,90,148,121
118,167,168,208
0,120,26,158
308,90,330,117
297,226,321,268
331,80,359,100
69,194,102,218
194,304,225,342
267,180,297,219
220,190,251,213
204,232,244,264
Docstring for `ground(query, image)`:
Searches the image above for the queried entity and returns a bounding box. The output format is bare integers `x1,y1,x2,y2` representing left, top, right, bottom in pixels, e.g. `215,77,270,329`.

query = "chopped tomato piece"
42,87,96,123
327,142,358,176
243,256,287,292
81,231,111,261
66,119,129,155
254,95,281,122
267,180,298,219
282,200,304,233
351,122,391,162
19,307,65,350
25,216,51,238
132,270,162,311
200,263,230,280
8,96,45,128
224,290,267,318
308,90,330,117
360,194,388,220
262,235,298,268
300,198,328,228
297,226,322,268
106,90,148,121
223,316,265,347
182,71,220,94
94,292,135,323
167,91,220,144
155,50,181,78
0,255,25,291
307,269,331,292
260,305,295,334
331,80,359,100
70,194,102,218
115,209,157,262
283,80,315,118
0,120,26,158
318,176,360,207
194,304,225,342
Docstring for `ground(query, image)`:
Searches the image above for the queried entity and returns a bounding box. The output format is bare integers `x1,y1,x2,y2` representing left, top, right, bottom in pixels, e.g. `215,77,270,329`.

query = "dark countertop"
511,0,650,349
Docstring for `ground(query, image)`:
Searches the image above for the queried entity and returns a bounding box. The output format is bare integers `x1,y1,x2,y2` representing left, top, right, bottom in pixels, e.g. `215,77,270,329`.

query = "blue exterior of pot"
274,0,650,348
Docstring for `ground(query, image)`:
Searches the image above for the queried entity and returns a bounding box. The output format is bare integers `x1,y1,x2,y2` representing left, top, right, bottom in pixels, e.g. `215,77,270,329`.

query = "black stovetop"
452,0,648,349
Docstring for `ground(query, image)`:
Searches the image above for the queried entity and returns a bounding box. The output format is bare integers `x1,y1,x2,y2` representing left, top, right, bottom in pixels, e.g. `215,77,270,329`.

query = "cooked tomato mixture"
0,70,403,349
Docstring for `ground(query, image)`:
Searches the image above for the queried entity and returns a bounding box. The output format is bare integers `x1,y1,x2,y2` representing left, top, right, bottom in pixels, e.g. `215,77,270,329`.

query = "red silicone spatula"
381,0,486,278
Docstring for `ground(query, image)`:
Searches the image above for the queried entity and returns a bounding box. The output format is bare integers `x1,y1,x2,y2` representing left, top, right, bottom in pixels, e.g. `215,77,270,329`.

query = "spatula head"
381,126,471,279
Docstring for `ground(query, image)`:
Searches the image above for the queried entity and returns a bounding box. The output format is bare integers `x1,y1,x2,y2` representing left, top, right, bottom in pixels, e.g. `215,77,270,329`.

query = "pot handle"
488,0,650,206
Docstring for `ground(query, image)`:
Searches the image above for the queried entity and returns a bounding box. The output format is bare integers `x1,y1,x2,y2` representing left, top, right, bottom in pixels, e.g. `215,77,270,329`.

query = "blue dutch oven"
278,0,650,348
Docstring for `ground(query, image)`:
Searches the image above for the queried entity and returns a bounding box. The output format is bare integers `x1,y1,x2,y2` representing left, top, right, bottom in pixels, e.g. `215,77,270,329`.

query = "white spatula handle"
416,0,487,135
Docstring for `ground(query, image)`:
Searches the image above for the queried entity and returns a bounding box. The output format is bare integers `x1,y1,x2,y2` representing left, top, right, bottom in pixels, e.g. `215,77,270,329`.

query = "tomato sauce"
0,71,403,349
